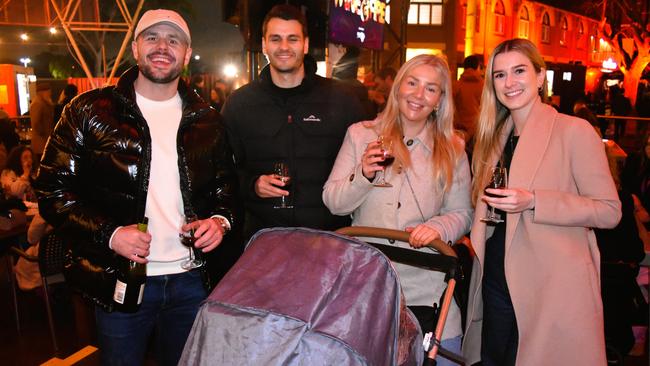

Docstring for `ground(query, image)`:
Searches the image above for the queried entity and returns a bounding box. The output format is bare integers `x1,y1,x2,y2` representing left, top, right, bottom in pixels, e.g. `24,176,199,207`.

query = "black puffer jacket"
222,60,365,239
35,66,240,310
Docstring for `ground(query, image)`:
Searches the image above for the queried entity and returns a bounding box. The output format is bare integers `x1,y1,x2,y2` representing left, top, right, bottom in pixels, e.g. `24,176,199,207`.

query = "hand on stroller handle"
335,226,457,258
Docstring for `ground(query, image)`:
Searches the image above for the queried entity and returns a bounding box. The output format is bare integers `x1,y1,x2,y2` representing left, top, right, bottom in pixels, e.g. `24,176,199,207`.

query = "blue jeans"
95,270,207,366
436,336,463,366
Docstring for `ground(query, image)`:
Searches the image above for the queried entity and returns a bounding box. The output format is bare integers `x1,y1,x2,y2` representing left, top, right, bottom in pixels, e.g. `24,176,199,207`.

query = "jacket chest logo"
302,115,321,122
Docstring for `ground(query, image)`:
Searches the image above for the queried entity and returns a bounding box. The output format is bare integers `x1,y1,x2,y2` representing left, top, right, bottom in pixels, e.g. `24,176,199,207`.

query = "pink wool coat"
462,100,621,365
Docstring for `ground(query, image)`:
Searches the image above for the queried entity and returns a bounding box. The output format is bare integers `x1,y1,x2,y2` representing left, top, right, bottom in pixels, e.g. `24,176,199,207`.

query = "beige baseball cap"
134,9,191,44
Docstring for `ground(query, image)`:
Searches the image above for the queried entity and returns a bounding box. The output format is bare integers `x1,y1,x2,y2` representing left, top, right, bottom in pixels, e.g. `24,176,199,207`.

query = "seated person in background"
14,213,53,290
1,146,36,201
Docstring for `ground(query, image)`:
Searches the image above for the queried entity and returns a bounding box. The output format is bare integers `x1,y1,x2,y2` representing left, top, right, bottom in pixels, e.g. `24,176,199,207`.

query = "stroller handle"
336,226,457,258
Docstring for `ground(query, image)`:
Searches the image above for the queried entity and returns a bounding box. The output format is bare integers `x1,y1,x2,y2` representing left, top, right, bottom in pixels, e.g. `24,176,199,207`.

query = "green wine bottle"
113,217,148,312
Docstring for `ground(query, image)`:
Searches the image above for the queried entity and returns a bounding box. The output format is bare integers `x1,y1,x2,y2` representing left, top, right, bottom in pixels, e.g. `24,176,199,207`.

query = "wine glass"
373,136,394,187
273,162,293,209
179,214,204,269
481,167,508,224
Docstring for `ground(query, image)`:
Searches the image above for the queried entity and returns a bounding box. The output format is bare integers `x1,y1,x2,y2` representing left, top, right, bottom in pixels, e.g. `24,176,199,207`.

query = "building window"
591,26,598,52
560,17,568,46
518,6,529,39
408,0,443,26
576,20,584,48
461,0,480,31
494,0,505,35
541,12,551,44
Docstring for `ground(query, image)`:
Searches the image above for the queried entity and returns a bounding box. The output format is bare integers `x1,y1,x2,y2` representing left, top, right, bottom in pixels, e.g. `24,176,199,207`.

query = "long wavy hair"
374,54,462,193
471,38,549,204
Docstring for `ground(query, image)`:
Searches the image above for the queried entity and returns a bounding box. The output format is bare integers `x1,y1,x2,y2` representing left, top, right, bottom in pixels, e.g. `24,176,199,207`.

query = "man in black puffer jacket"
35,9,240,366
222,5,364,240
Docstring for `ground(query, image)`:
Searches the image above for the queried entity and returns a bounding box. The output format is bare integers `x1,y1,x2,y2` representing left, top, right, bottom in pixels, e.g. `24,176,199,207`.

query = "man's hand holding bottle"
111,225,152,263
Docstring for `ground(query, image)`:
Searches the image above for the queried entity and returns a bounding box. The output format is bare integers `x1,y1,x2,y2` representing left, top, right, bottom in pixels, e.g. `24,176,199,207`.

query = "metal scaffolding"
0,0,144,87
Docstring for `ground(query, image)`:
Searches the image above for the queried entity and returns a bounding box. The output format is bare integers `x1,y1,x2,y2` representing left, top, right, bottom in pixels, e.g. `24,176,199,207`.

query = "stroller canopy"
180,227,422,366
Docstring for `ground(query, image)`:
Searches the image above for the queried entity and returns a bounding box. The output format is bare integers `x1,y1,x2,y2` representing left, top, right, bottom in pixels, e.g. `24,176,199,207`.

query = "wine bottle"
113,217,148,312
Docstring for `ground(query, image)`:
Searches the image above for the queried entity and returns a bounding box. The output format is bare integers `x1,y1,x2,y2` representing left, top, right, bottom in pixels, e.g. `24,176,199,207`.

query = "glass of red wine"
373,136,394,187
273,162,293,209
179,214,204,269
481,167,508,224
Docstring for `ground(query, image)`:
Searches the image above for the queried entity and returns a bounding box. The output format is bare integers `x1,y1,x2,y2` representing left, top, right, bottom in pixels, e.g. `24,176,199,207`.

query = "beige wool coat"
323,119,473,340
462,100,621,365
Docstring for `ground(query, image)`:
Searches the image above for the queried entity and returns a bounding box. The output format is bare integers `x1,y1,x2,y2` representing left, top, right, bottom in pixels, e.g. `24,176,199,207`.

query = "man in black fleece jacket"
222,4,365,240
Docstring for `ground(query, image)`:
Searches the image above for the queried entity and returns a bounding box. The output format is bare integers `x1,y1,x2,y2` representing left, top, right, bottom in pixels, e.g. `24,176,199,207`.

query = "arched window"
494,0,505,35
590,25,598,52
576,20,584,48
518,6,530,39
541,12,551,43
560,17,568,46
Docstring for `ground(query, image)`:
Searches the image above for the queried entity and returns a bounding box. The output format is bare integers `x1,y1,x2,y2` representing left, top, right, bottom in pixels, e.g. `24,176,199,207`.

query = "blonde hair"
471,38,549,204
373,54,462,193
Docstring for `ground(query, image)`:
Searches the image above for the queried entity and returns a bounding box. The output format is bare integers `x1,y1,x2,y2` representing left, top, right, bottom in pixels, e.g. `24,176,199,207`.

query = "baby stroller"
180,227,463,365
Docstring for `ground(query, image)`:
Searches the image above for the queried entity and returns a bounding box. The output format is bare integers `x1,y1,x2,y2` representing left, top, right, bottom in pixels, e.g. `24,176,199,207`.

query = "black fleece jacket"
222,60,365,239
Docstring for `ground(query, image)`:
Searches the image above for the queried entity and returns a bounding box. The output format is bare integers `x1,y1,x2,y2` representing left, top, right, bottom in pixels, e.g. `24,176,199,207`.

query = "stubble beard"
139,63,183,84
138,50,183,84
270,52,304,75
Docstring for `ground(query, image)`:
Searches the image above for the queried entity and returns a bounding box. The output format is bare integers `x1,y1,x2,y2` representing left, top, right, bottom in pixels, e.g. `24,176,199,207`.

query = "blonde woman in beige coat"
324,54,472,365
463,38,621,366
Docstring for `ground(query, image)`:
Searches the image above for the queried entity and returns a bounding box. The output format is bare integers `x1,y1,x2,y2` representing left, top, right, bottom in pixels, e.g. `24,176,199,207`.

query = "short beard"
139,63,182,84
274,65,299,74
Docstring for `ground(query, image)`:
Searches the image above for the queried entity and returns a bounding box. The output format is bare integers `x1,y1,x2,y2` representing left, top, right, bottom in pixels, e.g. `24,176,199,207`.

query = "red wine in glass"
484,178,506,198
373,136,393,187
481,167,507,223
180,215,203,269
180,231,196,248
377,151,395,167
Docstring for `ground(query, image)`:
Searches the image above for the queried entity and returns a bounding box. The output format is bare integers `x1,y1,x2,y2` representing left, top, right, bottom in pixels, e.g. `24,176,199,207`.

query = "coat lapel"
505,100,557,253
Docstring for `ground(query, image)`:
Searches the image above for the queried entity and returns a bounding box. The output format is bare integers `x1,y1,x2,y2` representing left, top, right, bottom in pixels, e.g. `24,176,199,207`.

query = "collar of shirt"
403,123,433,153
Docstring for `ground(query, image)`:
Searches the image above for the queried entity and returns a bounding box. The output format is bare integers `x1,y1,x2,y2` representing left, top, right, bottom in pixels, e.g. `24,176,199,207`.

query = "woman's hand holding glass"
482,187,535,213
362,137,394,187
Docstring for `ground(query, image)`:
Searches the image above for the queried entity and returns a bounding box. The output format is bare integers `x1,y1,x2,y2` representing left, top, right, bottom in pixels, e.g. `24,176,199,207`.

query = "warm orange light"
584,67,601,94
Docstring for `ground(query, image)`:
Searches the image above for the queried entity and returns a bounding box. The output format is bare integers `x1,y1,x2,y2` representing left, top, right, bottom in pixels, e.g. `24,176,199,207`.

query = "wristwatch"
214,216,230,233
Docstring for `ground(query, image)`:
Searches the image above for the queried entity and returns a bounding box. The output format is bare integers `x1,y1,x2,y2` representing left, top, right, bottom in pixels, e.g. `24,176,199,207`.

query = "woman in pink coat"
463,38,621,365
